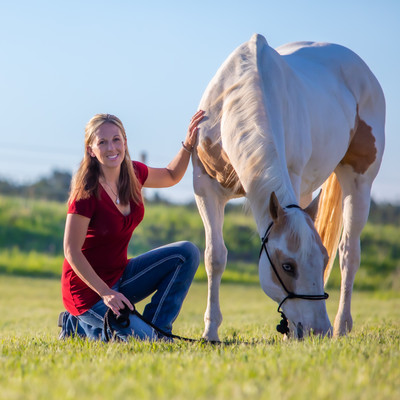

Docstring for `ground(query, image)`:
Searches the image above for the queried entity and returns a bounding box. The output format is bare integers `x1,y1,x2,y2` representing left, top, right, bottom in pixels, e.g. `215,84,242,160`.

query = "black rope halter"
259,204,329,335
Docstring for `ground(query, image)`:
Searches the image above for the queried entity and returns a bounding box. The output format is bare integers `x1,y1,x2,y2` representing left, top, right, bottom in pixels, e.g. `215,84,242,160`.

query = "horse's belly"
300,150,344,194
300,170,330,195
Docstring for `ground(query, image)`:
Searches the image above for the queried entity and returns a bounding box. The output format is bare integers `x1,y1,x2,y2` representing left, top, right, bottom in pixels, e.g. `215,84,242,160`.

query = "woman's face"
88,122,126,172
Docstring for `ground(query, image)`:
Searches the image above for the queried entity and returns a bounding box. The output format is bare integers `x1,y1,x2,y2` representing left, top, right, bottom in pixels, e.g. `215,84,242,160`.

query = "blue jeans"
60,241,200,341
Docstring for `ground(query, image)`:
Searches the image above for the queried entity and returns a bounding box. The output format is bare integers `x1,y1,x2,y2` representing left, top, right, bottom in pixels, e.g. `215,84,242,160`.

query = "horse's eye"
282,263,295,275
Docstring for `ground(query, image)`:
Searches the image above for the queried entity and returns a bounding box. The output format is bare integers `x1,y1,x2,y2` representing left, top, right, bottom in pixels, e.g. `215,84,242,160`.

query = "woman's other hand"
101,289,134,316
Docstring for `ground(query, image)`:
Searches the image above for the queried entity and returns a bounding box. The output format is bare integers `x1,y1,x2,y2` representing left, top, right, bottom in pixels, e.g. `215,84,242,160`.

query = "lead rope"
103,306,199,343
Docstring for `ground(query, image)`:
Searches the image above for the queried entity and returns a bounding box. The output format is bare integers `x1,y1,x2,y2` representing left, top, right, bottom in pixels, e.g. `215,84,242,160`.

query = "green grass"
1,275,399,400
1,193,399,399
0,248,64,278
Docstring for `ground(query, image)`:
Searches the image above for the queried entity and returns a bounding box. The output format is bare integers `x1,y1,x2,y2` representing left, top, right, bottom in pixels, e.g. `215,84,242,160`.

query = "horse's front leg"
194,178,228,342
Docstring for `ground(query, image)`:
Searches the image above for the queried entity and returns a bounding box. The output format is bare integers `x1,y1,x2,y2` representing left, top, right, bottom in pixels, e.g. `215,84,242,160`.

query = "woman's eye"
282,263,295,275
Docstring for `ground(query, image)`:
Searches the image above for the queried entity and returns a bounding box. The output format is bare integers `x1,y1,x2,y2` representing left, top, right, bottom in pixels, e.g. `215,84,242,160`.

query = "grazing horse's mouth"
288,320,333,338
296,322,304,339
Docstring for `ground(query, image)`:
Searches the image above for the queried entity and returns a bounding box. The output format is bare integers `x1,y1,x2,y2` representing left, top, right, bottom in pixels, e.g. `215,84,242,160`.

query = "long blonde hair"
68,114,142,205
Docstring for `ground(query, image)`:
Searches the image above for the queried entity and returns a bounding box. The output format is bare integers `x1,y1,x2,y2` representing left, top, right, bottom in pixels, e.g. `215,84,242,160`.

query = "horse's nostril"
297,322,304,339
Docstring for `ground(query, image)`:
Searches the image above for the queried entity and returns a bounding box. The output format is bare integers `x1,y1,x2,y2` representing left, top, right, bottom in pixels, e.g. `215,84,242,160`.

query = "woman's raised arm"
144,110,205,188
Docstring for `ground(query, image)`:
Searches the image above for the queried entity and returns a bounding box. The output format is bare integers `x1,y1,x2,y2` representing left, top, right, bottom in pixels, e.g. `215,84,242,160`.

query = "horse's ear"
269,192,284,222
304,190,321,221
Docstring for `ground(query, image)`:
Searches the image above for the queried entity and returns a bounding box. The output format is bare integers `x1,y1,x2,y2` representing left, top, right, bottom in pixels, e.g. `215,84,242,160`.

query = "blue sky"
1,0,399,203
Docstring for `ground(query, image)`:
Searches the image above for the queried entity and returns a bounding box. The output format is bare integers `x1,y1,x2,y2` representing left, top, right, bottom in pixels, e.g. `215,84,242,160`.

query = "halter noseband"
259,204,329,335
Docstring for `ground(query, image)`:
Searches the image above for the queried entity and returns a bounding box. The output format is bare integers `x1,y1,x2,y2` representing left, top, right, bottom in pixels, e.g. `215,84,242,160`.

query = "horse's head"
259,192,332,338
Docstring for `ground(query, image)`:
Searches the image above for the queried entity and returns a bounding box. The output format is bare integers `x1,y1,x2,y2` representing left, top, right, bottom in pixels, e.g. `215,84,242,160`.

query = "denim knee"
179,241,200,271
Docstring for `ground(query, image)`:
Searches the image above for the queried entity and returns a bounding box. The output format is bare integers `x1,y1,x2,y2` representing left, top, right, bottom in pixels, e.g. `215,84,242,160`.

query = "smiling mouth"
107,154,119,160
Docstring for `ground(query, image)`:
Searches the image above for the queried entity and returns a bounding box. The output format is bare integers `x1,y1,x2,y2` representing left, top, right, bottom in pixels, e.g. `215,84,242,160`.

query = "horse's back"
276,40,385,116
275,40,385,184
277,41,367,74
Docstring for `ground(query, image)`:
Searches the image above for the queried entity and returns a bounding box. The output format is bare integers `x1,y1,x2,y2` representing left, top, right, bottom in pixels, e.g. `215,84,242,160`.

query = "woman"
59,110,204,341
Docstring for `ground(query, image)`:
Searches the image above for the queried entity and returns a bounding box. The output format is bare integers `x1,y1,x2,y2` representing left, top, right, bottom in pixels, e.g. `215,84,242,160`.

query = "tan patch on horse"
269,249,297,292
286,230,301,254
197,137,246,195
340,114,377,174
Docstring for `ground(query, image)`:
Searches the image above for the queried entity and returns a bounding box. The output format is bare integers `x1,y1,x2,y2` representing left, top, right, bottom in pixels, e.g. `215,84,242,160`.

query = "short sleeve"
68,195,96,219
133,161,149,186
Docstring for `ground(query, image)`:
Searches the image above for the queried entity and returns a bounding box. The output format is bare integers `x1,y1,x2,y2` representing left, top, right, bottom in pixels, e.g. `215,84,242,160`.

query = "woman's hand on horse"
183,110,205,149
101,289,133,316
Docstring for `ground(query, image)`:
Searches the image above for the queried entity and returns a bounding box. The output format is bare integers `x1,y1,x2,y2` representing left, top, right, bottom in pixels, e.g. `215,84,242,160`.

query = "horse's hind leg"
334,164,381,336
194,174,229,342
332,95,384,336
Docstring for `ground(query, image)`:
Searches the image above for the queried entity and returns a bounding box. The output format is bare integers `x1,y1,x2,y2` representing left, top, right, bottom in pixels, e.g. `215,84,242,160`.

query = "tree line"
0,169,399,225
0,170,72,202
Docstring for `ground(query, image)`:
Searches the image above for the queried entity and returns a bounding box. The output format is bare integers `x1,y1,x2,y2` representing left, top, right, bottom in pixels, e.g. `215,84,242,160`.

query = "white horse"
192,34,385,341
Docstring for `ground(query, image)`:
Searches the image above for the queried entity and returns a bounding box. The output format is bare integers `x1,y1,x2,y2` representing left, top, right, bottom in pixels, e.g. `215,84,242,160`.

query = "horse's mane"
205,36,291,226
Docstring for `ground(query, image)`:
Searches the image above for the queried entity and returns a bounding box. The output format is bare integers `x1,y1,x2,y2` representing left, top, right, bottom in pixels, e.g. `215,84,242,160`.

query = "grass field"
1,275,399,400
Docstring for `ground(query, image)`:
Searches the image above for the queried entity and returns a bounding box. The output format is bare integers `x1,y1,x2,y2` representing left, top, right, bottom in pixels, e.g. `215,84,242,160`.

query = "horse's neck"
199,36,298,236
218,87,297,236
201,91,297,237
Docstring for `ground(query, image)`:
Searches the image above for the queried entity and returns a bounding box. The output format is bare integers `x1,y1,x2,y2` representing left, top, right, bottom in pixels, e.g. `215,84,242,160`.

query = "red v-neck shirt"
61,161,148,315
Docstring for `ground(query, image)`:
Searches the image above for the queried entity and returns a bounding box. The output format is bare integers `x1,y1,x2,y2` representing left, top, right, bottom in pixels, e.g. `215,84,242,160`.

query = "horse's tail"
314,173,343,285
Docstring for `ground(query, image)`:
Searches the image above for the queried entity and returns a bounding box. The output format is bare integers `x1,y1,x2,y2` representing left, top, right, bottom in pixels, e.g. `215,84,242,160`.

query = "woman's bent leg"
120,241,200,334
69,241,199,341
59,311,102,340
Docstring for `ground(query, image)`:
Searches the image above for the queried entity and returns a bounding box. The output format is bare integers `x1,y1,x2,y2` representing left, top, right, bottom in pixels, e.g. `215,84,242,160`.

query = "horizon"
1,167,399,206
